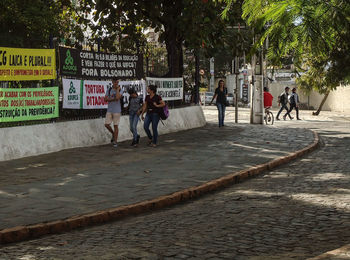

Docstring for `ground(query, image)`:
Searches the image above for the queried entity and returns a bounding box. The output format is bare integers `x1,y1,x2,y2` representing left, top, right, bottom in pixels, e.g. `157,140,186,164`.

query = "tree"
81,0,248,77
226,0,350,114
0,0,87,48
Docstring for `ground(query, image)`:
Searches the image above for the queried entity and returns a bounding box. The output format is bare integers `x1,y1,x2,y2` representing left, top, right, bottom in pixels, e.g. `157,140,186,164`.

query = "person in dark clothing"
276,86,293,120
128,88,143,146
210,80,228,127
286,87,301,120
141,84,165,147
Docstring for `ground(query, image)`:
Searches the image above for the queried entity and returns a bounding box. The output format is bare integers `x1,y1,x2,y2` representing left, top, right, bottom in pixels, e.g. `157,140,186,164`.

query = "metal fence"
0,43,194,128
0,86,192,129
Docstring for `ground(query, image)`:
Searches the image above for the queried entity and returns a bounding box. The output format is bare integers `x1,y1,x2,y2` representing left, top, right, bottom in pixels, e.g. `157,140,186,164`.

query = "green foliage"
236,0,350,93
0,0,86,48
81,0,250,77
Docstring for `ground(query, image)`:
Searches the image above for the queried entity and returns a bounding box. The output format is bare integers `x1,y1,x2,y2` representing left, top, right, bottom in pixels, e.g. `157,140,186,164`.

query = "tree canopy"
234,0,350,92
81,0,249,77
0,0,88,48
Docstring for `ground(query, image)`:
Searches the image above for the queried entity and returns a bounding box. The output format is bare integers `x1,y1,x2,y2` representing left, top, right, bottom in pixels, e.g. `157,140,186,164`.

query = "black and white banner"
59,47,143,80
62,78,146,109
146,77,183,101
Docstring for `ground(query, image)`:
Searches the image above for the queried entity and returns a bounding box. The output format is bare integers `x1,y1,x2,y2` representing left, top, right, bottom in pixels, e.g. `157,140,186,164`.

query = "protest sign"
146,77,183,101
0,47,56,81
62,78,82,109
82,80,110,109
62,78,146,109
59,47,143,80
119,80,146,108
0,87,59,122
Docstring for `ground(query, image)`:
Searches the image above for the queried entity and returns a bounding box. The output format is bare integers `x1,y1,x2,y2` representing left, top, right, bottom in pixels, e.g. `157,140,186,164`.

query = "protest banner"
0,87,59,122
62,78,82,109
83,80,110,109
119,80,146,109
146,77,183,101
0,47,56,81
59,47,143,80
62,78,146,109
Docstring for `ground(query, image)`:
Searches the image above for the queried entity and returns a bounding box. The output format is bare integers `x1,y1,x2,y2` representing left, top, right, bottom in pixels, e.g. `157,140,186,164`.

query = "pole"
234,56,239,123
195,49,200,104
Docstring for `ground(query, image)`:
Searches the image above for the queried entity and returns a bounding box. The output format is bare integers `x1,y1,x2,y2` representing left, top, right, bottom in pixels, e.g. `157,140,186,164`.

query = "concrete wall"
0,106,206,161
302,85,350,112
268,81,350,112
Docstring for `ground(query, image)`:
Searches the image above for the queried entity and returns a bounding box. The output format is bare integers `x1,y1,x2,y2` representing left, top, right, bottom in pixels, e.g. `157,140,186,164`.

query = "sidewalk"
0,120,316,232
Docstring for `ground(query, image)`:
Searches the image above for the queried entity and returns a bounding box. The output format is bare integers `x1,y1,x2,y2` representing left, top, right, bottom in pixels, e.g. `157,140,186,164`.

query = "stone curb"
307,244,350,259
0,130,320,245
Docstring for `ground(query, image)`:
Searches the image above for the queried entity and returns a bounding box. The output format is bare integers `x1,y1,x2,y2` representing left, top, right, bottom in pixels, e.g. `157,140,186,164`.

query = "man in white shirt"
285,87,301,120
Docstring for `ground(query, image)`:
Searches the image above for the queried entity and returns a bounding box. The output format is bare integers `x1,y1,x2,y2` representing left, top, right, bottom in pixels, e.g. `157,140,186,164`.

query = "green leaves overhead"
0,0,88,48
238,0,350,91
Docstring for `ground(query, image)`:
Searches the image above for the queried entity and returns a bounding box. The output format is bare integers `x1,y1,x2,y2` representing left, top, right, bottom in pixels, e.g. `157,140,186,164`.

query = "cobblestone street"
0,107,349,259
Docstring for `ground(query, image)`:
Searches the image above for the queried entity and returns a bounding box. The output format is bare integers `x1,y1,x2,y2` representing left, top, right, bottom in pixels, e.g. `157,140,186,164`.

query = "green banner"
0,87,59,122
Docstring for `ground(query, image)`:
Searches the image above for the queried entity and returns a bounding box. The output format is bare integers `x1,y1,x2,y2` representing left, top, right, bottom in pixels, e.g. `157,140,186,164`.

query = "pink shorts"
105,112,121,125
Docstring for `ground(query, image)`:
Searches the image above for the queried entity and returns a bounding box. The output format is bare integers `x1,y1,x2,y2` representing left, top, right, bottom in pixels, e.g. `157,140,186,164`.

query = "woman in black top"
210,80,228,127
141,85,165,147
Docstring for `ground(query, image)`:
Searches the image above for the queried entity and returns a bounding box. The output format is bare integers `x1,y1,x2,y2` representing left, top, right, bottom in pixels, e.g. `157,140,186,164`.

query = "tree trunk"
313,90,330,116
164,29,183,77
163,1,183,78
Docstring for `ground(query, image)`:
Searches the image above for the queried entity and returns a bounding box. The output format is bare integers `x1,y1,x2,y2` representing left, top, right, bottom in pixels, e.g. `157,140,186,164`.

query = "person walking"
276,86,293,120
210,80,228,127
286,87,301,120
141,85,165,147
104,77,122,148
128,88,143,147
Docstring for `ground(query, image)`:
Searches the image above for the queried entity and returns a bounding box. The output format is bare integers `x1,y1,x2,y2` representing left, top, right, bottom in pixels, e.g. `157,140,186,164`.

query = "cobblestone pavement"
0,109,313,230
1,107,349,259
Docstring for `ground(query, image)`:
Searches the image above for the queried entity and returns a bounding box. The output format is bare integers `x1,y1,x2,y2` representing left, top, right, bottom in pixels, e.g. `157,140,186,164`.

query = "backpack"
279,93,286,104
159,103,169,120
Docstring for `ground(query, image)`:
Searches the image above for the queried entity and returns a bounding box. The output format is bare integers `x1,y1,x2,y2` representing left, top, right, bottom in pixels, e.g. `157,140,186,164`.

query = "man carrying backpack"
276,86,293,120
104,77,122,148
286,87,301,120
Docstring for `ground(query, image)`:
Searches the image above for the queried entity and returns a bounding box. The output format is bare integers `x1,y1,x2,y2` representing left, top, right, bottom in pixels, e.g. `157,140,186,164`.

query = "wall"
269,82,350,111
0,106,206,161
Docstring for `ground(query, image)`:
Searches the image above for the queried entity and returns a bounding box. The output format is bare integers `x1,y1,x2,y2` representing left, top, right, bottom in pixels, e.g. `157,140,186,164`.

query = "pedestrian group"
276,86,301,121
104,77,166,149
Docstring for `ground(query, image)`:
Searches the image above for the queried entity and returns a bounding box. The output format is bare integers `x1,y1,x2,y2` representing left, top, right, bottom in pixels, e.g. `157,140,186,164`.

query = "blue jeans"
143,112,160,144
216,102,226,127
129,112,139,141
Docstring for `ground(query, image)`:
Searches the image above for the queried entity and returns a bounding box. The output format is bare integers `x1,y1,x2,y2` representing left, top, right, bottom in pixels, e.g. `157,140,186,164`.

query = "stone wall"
0,106,206,161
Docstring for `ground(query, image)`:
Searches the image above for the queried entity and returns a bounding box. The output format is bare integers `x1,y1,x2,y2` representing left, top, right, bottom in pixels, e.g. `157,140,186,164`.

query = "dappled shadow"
0,123,314,230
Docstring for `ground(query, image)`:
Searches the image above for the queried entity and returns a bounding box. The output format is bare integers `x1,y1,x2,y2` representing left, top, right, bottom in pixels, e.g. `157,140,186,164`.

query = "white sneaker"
113,142,118,148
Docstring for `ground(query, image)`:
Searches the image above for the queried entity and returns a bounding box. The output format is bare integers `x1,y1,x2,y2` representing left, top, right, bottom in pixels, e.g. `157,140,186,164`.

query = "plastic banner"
62,78,146,109
59,47,143,80
62,78,82,109
0,87,59,122
146,77,183,101
0,47,56,81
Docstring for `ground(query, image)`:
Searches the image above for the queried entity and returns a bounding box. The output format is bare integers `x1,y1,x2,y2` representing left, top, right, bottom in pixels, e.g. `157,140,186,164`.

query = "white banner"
62,78,82,109
62,78,146,109
146,77,183,101
119,80,146,109
82,80,110,109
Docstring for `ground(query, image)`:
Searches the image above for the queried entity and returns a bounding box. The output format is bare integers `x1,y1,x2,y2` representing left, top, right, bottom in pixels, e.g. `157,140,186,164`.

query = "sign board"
0,47,56,81
59,47,143,80
145,77,183,101
0,87,59,122
62,78,146,109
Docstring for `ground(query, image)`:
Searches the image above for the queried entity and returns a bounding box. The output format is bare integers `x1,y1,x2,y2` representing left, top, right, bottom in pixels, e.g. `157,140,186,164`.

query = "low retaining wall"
0,106,205,161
